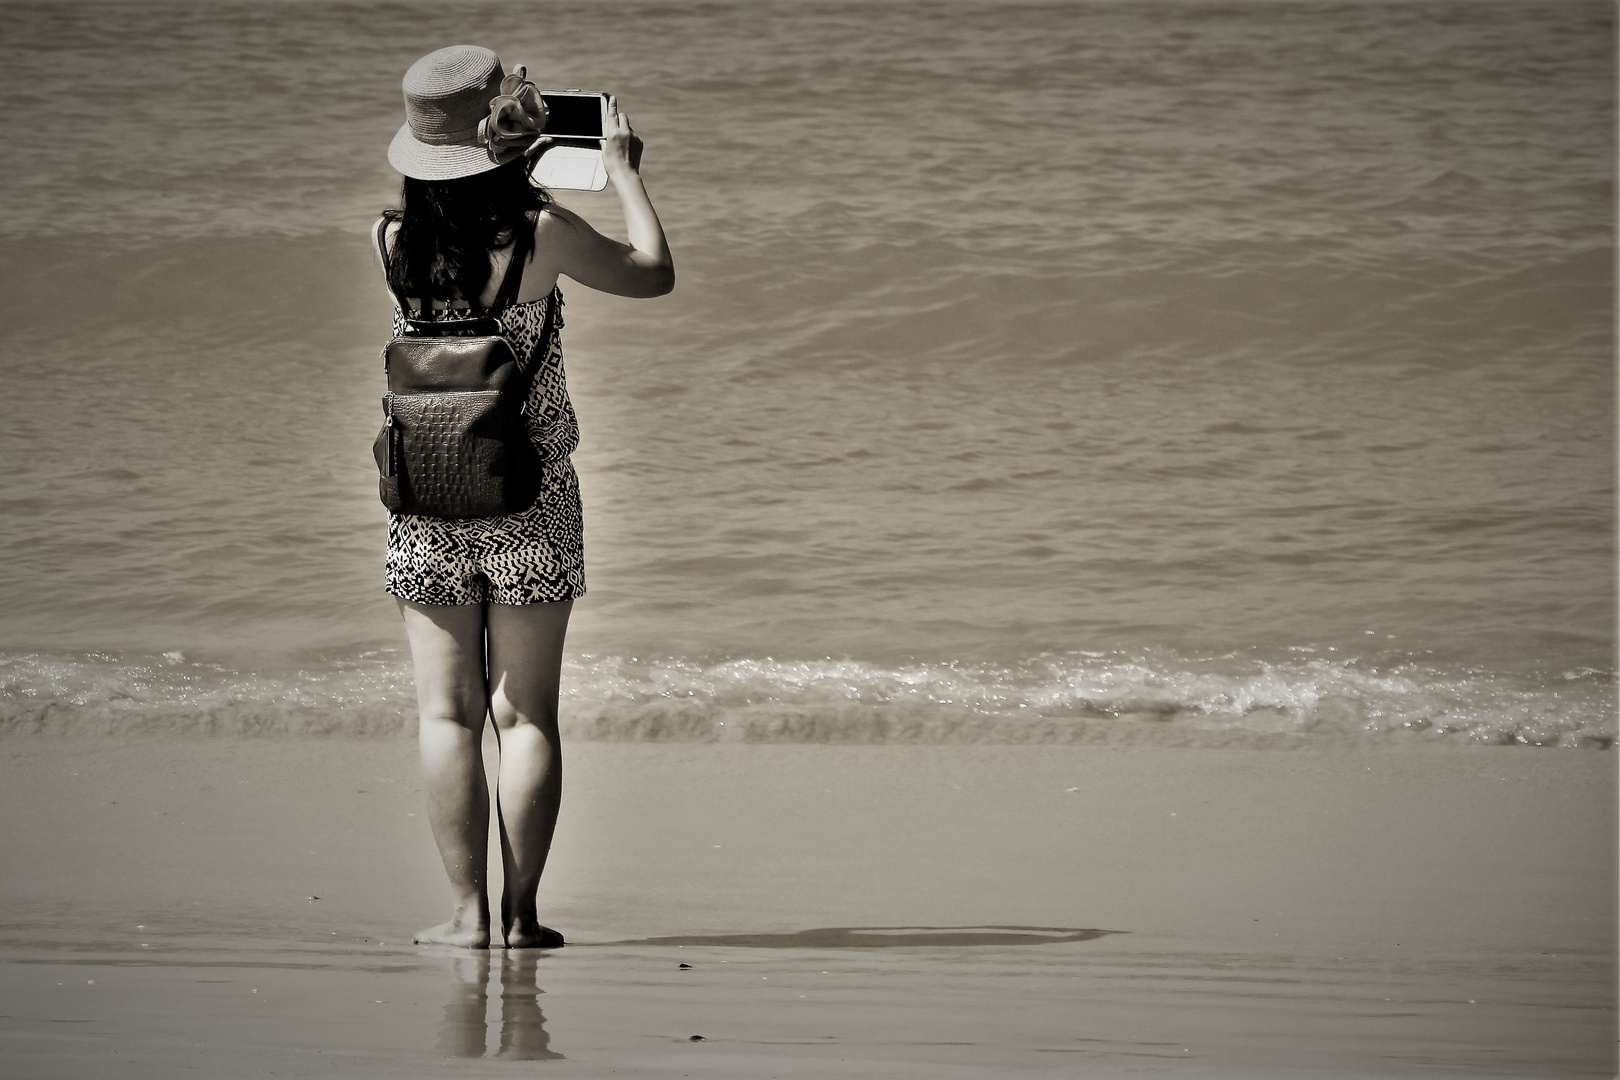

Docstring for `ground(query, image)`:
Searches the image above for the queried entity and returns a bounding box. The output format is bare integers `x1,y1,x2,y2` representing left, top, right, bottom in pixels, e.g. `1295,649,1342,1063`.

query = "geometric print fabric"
384,288,587,605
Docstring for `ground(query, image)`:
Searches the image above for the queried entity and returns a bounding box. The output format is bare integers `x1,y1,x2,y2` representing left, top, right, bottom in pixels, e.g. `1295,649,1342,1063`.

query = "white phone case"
531,145,607,192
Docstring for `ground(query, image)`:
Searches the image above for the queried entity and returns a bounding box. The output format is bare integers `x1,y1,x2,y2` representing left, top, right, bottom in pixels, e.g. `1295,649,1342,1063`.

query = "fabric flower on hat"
479,65,547,160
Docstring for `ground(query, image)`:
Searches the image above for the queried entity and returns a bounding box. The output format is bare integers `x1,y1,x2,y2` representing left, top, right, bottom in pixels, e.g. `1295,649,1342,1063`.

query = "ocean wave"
1,649,1610,749
7,234,1605,386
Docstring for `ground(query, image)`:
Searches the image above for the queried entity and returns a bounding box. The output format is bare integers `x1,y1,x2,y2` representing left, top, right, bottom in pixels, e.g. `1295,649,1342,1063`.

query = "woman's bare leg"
399,598,493,948
486,599,572,948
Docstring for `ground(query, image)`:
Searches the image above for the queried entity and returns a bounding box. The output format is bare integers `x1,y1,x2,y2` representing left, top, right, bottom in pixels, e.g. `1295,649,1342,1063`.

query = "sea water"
0,0,1612,746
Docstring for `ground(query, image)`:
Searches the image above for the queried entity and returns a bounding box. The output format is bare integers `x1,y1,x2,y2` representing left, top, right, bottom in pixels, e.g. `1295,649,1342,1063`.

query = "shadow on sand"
599,925,1121,948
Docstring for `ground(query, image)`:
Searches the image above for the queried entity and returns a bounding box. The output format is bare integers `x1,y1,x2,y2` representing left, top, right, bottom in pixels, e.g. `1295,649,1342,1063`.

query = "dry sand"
0,738,1612,1077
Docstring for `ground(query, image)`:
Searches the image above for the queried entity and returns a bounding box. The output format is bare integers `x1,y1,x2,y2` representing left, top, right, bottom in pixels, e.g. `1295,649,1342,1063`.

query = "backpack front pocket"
389,390,530,518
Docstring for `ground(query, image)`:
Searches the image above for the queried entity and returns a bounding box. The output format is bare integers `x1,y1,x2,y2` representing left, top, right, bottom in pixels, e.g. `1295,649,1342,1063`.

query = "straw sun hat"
387,45,548,180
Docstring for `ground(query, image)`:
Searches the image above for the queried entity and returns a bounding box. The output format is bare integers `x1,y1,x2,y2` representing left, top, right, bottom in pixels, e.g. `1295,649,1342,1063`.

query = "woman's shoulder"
528,203,600,275
524,203,584,274
531,203,582,240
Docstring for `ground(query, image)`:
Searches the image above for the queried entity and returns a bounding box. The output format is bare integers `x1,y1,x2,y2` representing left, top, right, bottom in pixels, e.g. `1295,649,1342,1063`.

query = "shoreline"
2,646,1612,748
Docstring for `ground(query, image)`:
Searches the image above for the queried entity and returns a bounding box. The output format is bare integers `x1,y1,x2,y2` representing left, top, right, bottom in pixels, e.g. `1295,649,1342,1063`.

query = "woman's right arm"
540,97,674,298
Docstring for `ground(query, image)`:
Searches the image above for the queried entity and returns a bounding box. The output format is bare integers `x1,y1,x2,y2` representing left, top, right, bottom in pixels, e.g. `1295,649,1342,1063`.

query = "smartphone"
531,90,611,191
539,90,609,140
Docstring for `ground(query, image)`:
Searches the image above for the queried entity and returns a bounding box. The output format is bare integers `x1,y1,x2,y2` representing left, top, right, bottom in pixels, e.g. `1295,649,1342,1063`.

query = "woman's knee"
484,601,570,735
489,694,559,736
417,687,489,734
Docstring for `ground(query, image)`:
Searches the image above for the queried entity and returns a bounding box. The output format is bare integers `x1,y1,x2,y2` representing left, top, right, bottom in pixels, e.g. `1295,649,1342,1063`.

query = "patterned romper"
384,287,586,606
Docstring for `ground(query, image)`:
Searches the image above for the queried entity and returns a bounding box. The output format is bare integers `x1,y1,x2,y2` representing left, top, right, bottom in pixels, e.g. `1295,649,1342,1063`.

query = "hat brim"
387,121,529,181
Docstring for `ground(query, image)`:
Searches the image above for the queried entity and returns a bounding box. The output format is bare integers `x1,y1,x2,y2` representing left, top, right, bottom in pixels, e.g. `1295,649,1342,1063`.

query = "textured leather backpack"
372,221,552,518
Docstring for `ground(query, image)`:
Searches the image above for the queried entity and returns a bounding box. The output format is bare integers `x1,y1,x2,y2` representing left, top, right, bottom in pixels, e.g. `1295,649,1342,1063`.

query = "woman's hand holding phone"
601,96,643,178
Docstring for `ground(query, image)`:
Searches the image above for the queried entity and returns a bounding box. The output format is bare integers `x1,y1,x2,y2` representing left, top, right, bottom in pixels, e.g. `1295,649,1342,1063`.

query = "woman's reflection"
499,950,563,1060
436,951,562,1060
436,953,489,1057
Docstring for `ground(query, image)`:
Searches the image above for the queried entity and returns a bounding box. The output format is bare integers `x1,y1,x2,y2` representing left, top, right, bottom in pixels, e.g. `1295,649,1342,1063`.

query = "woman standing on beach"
376,45,673,948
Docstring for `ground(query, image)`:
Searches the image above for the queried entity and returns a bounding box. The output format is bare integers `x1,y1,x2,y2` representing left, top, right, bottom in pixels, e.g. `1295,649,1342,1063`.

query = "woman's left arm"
540,98,673,299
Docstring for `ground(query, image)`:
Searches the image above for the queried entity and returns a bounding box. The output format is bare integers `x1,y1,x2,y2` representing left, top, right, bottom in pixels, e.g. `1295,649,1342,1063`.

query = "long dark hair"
382,157,551,303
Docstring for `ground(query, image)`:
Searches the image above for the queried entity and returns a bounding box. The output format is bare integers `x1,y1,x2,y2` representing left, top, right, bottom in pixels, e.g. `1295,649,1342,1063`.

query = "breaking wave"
1,648,1611,749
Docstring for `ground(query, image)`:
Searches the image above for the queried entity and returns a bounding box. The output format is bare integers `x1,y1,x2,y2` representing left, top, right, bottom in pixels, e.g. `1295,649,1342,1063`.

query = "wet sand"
0,739,1612,1077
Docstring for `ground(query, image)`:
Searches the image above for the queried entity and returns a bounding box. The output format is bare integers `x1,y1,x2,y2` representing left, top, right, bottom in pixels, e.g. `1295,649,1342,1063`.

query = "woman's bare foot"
504,919,565,949
502,892,564,949
414,905,491,948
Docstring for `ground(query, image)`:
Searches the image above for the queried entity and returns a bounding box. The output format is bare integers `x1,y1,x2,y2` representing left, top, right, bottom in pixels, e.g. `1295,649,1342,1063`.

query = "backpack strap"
488,226,533,312
373,218,414,314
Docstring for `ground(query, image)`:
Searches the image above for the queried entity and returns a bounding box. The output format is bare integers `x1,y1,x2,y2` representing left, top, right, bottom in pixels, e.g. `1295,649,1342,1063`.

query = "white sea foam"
1,650,1610,748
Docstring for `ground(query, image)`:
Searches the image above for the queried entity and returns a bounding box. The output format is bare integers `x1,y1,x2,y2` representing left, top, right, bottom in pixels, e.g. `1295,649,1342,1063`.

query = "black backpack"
372,222,553,518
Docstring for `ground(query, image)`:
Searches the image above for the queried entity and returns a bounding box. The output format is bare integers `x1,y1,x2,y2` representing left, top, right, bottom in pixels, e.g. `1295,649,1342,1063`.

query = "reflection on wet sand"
603,926,1120,948
498,951,563,1060
437,952,562,1060
436,953,489,1058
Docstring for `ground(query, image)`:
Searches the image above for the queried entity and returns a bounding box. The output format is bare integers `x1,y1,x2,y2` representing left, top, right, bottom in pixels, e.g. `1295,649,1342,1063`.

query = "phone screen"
540,94,605,139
